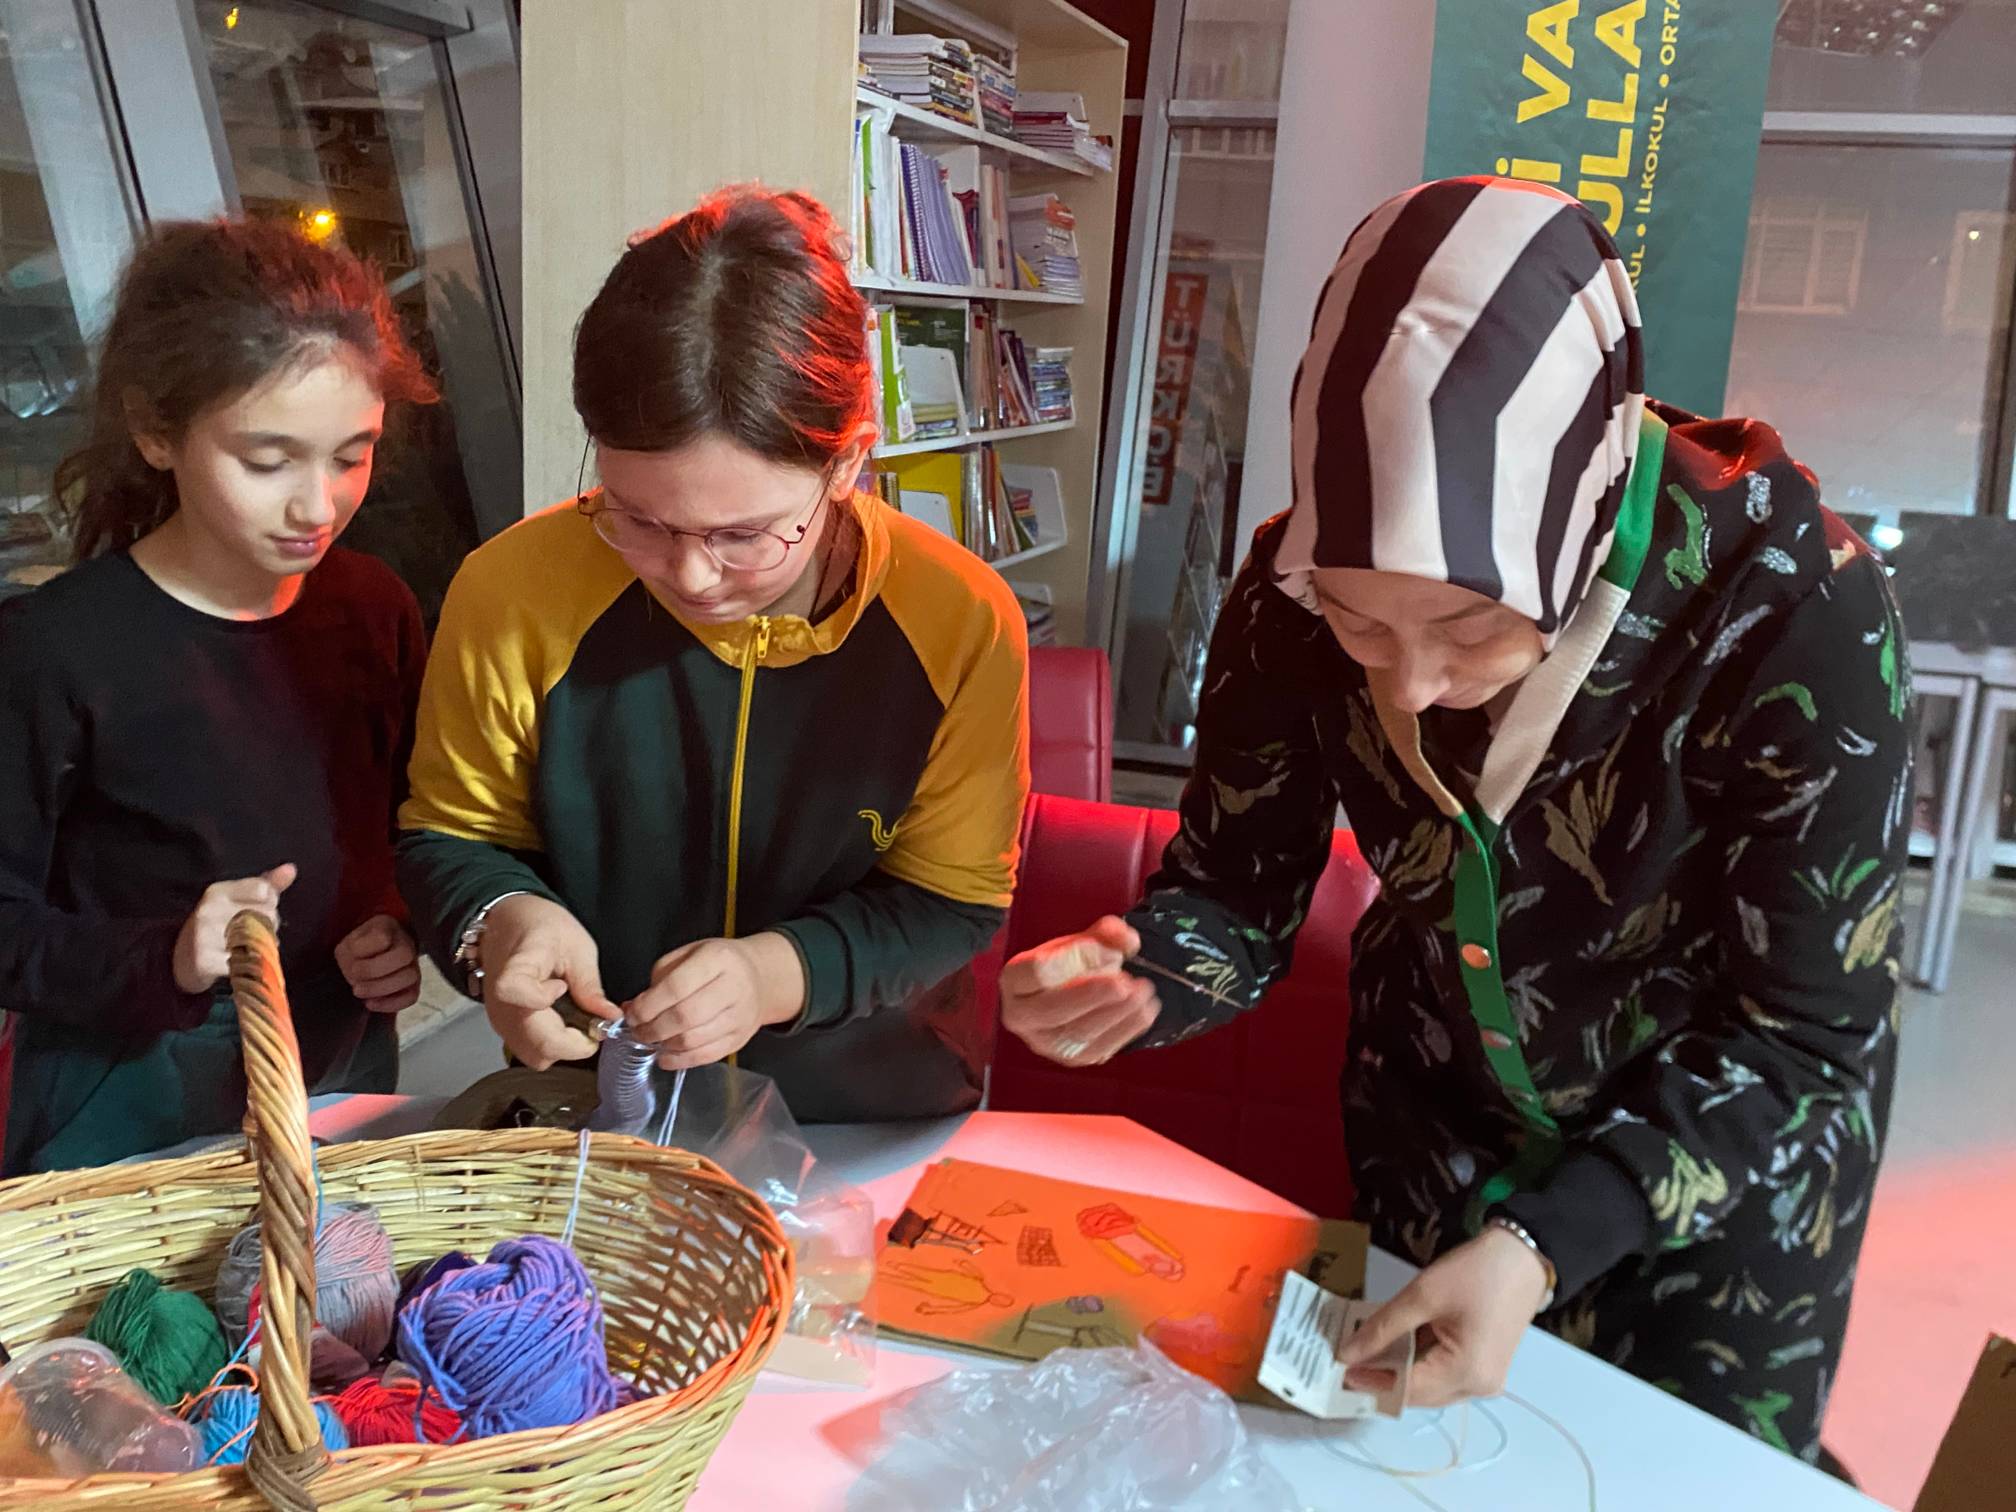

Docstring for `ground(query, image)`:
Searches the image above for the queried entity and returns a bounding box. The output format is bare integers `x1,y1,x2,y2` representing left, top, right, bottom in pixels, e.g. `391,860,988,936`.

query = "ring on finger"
1052,1037,1092,1061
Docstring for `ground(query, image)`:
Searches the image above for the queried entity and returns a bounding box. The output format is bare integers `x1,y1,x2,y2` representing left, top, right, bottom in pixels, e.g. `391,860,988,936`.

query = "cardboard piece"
1915,1334,2016,1512
872,1157,1370,1402
1259,1270,1411,1419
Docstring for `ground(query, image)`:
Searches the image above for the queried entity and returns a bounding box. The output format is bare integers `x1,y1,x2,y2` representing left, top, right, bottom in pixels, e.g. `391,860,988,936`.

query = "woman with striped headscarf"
1001,177,1909,1474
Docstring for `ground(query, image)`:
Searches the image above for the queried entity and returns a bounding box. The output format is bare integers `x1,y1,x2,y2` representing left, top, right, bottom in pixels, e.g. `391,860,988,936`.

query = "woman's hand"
172,864,297,993
1338,1225,1553,1408
479,894,619,1068
998,917,1160,1067
624,932,806,1069
334,914,422,1014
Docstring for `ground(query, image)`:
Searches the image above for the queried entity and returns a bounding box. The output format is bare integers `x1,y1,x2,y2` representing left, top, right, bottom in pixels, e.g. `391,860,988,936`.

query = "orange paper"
873,1158,1368,1397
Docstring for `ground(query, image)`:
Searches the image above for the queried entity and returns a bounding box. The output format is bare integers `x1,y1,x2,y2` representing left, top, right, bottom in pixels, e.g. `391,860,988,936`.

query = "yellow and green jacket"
396,493,1029,1120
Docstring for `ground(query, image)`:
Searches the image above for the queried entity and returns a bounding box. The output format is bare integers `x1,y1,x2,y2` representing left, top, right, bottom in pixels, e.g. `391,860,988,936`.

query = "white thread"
654,1067,687,1147
1314,1391,1596,1511
560,1127,592,1248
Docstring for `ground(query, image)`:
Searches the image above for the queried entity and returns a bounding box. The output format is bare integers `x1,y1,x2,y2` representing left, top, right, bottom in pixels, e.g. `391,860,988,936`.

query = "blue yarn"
396,1235,619,1440
199,1385,350,1466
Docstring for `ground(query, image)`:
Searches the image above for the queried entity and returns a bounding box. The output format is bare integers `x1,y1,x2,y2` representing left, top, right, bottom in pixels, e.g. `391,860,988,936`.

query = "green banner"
1423,1,1777,417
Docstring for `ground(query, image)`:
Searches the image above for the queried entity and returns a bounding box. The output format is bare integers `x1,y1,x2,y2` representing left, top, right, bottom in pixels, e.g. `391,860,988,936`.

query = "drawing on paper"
881,1257,1015,1317
886,1207,1003,1254
871,1158,1369,1399
1017,1225,1063,1267
1078,1202,1186,1281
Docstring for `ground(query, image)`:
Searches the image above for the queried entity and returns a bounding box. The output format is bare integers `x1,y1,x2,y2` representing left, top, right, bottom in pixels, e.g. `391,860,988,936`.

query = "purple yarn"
395,1236,619,1439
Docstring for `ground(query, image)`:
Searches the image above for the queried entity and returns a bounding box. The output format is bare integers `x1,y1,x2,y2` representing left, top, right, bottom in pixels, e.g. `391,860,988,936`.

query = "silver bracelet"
1485,1214,1558,1312
452,891,533,999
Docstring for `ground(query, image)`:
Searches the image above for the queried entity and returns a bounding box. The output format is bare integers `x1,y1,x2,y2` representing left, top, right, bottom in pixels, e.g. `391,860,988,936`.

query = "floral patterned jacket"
1124,403,1912,1300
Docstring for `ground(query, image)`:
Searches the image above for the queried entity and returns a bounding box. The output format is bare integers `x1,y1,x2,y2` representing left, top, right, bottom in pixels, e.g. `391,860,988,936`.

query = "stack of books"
974,51,1016,136
856,115,1021,291
858,34,979,127
900,142,975,285
872,446,1039,564
1010,193,1083,299
1027,347,1074,425
1012,91,1113,170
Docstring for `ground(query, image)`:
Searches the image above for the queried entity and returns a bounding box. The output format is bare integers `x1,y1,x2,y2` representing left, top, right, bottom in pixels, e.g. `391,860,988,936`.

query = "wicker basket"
0,914,795,1510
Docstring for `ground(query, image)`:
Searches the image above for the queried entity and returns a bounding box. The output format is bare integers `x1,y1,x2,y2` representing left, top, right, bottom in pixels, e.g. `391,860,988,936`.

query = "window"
0,4,134,598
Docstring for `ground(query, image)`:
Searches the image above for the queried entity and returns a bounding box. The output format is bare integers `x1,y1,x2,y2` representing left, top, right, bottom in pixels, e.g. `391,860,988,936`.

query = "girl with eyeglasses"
398,187,1030,1120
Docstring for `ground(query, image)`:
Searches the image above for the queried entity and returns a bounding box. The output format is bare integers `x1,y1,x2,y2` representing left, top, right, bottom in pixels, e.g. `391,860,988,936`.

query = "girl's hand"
479,894,618,1069
172,864,297,993
335,914,422,1014
1338,1225,1553,1407
624,933,806,1069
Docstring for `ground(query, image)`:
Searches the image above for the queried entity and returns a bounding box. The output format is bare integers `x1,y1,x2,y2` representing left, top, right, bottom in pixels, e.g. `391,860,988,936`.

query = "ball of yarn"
215,1202,397,1363
397,1235,619,1439
394,1252,475,1320
85,1270,228,1406
328,1374,462,1446
197,1385,349,1466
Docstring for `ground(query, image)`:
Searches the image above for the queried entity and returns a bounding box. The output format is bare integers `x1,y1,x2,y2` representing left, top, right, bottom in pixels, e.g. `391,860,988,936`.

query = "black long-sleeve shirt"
0,547,424,1174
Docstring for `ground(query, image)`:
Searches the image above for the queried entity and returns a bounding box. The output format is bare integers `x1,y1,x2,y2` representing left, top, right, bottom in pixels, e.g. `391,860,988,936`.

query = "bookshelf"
852,271,1082,305
853,85,1095,177
523,0,1125,646
874,417,1077,459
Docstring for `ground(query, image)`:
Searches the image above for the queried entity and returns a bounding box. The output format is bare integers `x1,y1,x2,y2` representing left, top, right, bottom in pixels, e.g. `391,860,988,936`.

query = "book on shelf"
854,109,993,288
1009,193,1084,299
973,50,1016,136
867,305,915,443
895,305,978,428
902,345,966,442
1012,91,1114,170
858,34,982,128
874,305,1072,438
1028,346,1075,425
880,445,1043,564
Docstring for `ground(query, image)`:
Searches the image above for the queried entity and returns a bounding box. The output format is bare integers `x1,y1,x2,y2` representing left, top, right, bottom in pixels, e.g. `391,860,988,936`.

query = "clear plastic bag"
0,1339,200,1477
589,1054,877,1386
848,1340,1299,1511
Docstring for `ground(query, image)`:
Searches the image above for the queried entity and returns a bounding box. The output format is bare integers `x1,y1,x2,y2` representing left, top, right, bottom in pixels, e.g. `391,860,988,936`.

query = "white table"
305,1099,1888,1512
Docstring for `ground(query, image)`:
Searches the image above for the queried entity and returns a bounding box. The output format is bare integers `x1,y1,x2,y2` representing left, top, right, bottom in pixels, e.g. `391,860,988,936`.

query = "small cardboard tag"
1259,1269,1411,1419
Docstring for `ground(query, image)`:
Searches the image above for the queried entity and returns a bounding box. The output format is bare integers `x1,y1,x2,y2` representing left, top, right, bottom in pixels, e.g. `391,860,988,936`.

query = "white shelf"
856,84,1099,177
873,418,1076,459
852,270,1082,305
988,537,1066,572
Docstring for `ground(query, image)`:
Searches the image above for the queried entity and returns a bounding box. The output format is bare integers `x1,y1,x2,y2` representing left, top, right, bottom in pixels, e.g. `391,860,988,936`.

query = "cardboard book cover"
872,1158,1373,1405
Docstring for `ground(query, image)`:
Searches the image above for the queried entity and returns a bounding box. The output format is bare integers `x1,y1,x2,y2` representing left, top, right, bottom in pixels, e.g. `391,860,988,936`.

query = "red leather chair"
1026,646,1112,803
978,793,1380,1218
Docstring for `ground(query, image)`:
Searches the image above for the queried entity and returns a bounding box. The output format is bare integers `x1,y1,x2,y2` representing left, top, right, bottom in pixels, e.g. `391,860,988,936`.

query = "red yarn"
329,1376,462,1446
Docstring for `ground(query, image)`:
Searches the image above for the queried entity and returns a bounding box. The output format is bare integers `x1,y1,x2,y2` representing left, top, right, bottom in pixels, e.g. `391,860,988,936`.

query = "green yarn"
85,1269,229,1406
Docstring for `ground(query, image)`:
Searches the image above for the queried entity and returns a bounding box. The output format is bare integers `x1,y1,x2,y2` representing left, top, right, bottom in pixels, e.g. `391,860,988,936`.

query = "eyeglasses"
573,439,831,572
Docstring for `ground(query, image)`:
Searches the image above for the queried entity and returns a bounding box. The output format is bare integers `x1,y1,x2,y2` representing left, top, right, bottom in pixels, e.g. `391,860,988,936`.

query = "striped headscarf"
1273,177,1645,644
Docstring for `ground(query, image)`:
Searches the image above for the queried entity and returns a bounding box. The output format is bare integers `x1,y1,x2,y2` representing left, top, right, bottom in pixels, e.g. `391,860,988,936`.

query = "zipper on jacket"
723,616,771,941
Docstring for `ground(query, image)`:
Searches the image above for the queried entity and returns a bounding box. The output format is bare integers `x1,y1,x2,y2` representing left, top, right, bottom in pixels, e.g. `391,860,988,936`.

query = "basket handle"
227,910,326,1511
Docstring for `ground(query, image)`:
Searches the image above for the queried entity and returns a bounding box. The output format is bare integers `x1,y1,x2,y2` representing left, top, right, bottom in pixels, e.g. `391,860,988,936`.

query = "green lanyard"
1456,410,1667,1228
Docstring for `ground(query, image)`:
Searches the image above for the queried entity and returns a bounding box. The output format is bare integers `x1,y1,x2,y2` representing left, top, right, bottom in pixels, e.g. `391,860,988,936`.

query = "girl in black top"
0,220,438,1175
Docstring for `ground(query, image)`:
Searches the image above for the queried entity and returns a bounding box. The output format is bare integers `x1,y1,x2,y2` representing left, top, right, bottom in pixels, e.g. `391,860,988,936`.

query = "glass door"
1094,0,1288,764
186,0,520,618
0,0,135,598
5,0,519,621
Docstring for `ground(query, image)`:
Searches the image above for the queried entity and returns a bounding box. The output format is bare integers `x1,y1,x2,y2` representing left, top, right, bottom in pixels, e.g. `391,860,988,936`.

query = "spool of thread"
215,1202,398,1363
328,1373,462,1446
85,1271,228,1406
195,1385,349,1466
397,1235,619,1439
